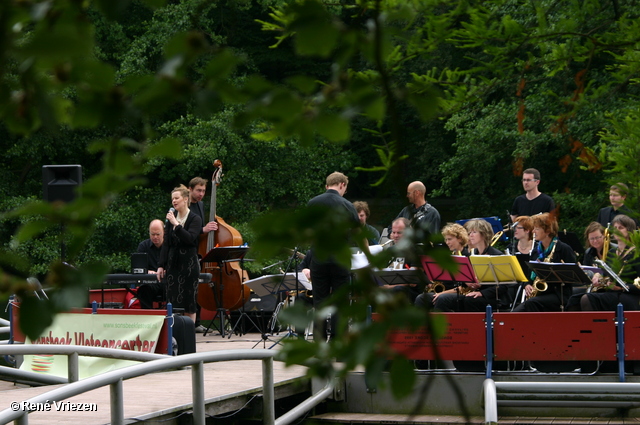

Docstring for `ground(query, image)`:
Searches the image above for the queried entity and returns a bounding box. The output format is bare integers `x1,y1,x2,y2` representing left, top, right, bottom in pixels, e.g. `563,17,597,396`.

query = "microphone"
166,207,176,223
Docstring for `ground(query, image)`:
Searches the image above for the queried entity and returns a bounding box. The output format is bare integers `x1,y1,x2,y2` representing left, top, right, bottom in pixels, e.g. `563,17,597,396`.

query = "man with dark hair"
510,168,555,222
188,176,218,235
389,181,441,236
597,183,637,227
353,200,380,245
187,177,218,333
308,171,361,342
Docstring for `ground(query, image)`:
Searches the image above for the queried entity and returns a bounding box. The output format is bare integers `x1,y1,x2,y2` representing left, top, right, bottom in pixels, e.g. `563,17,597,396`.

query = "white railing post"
110,378,124,425
483,378,497,425
262,356,275,425
192,361,205,425
68,352,79,382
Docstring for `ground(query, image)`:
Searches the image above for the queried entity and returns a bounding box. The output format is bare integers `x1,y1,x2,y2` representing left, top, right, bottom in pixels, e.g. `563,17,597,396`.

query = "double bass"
197,159,250,312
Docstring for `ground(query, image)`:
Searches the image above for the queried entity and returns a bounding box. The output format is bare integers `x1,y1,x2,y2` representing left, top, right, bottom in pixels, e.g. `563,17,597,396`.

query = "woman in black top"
157,185,203,323
582,221,609,267
434,219,502,312
513,213,576,312
581,214,640,311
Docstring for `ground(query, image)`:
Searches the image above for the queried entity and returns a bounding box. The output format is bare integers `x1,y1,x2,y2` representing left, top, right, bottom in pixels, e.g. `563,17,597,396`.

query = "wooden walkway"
0,332,309,425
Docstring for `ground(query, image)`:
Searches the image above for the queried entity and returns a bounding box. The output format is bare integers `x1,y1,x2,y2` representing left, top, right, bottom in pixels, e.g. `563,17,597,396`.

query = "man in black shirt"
188,177,218,235
510,168,555,221
136,220,165,309
188,177,219,333
596,183,637,227
308,171,361,341
389,181,441,236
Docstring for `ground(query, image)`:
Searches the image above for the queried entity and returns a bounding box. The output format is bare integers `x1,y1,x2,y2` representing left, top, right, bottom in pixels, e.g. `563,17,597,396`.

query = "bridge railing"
0,348,328,425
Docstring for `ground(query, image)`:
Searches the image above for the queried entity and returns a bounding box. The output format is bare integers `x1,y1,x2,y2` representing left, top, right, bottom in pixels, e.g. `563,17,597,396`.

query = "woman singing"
157,185,203,323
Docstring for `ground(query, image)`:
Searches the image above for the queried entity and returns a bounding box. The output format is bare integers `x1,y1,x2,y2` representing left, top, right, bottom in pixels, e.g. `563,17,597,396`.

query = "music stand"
375,269,423,286
527,262,592,311
527,262,592,286
469,255,528,310
200,246,249,337
245,273,312,348
558,230,585,258
421,255,478,284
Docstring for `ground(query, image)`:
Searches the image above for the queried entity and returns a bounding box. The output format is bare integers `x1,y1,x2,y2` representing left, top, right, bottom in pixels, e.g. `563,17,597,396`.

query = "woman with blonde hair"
157,185,203,323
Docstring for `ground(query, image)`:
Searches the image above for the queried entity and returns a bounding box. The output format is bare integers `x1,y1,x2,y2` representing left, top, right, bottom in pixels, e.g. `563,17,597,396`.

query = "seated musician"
381,217,422,303
433,219,502,312
415,222,469,309
582,221,610,267
136,219,165,309
512,212,576,312
509,216,536,256
506,215,537,308
579,214,640,311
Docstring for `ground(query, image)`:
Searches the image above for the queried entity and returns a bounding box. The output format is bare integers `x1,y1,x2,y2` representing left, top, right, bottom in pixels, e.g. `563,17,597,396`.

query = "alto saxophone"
528,238,557,298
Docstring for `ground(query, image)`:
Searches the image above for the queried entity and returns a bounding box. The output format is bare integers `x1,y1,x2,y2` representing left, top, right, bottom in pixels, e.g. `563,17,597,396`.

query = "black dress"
158,212,202,314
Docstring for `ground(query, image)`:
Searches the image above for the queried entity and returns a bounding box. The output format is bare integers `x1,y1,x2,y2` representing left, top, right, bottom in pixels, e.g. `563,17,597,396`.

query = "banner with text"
21,312,165,379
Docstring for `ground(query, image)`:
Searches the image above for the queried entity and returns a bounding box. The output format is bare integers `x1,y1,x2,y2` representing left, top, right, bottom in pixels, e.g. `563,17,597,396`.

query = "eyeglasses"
522,178,538,182
515,226,524,230
589,235,603,242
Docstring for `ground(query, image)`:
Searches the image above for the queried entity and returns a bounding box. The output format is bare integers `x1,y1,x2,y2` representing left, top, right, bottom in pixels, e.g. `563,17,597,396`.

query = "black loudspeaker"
42,165,82,203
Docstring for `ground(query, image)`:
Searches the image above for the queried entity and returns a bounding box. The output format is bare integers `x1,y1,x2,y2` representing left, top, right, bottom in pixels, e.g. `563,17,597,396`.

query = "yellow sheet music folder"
469,255,528,283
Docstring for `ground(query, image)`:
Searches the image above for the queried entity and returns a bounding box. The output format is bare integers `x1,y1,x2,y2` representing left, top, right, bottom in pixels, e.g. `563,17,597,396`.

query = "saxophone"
588,247,635,293
528,238,557,298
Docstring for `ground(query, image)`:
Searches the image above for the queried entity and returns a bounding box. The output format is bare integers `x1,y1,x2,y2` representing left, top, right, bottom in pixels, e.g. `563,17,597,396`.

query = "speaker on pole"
42,165,82,203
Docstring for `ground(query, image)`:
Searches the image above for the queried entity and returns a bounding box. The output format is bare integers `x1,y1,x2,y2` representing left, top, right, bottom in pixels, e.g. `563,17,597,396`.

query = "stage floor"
0,331,309,424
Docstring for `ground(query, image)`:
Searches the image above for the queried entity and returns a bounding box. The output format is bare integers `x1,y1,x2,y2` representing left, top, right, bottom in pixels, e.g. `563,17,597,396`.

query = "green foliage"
596,110,640,215
2,0,640,410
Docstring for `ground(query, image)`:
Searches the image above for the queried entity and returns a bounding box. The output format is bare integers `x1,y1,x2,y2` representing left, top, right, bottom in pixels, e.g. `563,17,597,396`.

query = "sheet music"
245,272,311,296
351,244,384,270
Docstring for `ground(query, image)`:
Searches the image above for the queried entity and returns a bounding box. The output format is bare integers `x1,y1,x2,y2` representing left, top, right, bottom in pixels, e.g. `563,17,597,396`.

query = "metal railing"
0,347,329,425
483,378,640,424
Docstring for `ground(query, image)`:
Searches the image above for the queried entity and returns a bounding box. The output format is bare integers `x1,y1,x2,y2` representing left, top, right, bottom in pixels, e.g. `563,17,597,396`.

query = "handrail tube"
498,400,640,408
495,382,640,393
483,379,497,425
275,380,334,425
0,349,275,425
0,318,9,326
0,366,67,385
0,345,166,361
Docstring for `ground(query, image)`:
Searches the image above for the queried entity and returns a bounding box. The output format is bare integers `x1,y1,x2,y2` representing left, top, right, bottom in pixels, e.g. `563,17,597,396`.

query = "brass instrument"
427,282,446,293
490,231,503,247
528,238,557,298
602,224,610,263
588,255,633,293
